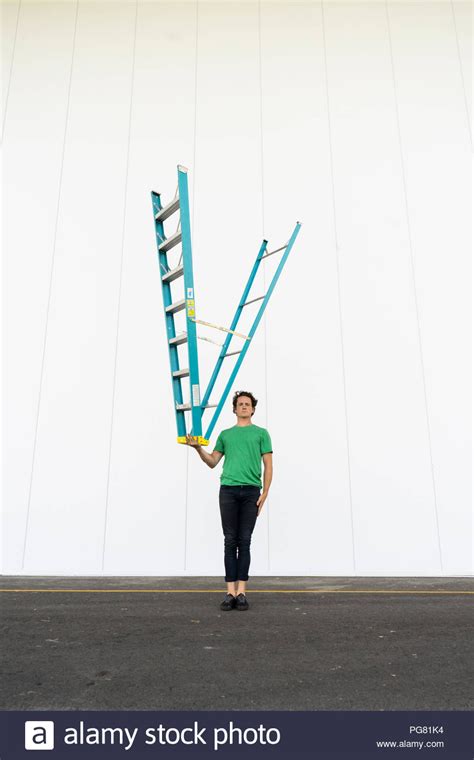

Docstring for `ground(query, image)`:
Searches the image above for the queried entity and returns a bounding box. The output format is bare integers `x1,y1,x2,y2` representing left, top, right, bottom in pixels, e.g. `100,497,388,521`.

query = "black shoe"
220,593,236,611
235,593,249,611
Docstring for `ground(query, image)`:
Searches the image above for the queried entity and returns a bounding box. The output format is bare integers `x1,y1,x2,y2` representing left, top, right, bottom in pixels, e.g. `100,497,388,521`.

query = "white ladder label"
192,384,201,407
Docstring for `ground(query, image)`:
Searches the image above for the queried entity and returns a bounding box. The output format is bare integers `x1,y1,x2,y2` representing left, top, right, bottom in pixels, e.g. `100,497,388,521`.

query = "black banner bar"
2,710,472,759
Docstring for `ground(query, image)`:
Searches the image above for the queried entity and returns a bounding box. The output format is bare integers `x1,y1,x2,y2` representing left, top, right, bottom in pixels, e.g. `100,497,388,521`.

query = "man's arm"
185,434,224,469
257,452,273,514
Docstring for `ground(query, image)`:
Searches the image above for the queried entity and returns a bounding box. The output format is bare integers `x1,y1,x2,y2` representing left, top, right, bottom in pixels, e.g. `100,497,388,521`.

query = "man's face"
235,396,254,419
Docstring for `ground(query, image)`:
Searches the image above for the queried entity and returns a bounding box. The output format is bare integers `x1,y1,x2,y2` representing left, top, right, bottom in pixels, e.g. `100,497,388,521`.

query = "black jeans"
219,484,260,582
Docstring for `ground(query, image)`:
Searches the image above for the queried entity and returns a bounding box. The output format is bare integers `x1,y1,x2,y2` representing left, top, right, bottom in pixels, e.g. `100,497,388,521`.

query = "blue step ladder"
151,164,301,446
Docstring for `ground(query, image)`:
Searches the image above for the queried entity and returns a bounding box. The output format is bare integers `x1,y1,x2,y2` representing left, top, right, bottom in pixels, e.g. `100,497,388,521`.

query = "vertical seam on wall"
321,1,357,574
257,0,270,571
21,0,80,571
1,0,21,140
450,0,472,146
385,0,443,570
101,0,139,573
183,0,199,572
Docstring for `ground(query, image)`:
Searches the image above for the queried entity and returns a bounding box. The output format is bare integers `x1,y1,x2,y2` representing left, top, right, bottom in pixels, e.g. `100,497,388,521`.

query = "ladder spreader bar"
197,335,223,346
176,403,217,411
192,318,250,340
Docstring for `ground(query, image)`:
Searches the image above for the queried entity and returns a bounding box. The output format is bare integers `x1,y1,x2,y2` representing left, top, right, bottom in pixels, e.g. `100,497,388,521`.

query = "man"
186,391,273,611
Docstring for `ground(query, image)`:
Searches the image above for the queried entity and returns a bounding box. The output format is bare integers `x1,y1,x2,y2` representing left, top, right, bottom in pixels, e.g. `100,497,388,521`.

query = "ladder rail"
177,166,203,437
151,190,186,438
204,222,302,441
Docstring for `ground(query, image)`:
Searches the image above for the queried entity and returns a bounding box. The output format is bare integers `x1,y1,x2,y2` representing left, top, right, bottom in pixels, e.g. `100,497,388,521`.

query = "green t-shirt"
214,424,273,487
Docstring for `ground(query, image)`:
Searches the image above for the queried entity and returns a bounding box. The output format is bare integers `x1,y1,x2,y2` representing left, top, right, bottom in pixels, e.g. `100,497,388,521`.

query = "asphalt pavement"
1,576,472,711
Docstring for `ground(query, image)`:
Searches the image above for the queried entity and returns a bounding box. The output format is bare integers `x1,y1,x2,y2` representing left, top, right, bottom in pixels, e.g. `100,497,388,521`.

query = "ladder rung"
162,265,184,283
223,350,241,358
159,230,182,252
155,197,180,223
176,403,217,411
242,295,265,307
169,333,188,346
263,244,287,258
166,299,186,314
173,368,189,378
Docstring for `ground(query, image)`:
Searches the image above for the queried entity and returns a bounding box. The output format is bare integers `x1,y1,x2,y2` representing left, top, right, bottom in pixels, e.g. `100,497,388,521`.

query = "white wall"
2,0,471,576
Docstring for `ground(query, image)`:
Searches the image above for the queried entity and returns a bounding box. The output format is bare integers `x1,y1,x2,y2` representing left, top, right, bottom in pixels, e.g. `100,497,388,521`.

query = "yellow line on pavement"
0,588,472,595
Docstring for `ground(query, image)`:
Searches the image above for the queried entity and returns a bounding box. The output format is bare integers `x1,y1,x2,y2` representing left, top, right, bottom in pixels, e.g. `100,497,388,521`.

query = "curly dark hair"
232,390,258,416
